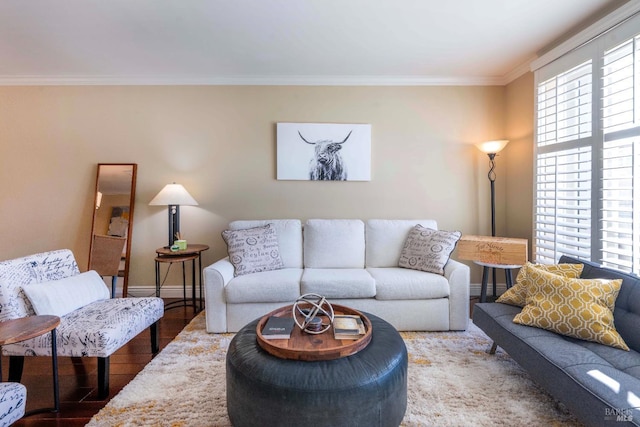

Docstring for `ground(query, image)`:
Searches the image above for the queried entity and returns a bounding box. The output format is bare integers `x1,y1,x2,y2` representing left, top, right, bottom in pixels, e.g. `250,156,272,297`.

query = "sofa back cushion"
0,249,79,321
559,255,640,353
304,219,365,268
366,219,438,267
229,220,303,268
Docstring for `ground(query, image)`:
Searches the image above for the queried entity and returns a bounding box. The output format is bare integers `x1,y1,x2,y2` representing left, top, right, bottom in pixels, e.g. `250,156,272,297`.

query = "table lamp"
149,183,198,247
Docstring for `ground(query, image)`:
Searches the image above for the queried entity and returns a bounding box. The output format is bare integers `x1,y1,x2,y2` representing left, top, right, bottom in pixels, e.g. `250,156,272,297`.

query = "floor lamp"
149,183,198,247
475,139,509,298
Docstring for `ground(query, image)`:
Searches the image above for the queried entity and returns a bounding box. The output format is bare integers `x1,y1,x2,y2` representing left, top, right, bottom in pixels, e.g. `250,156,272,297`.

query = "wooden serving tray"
256,303,372,361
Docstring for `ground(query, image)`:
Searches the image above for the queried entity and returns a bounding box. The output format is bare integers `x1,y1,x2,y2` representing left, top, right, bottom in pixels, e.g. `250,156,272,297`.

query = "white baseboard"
116,285,199,299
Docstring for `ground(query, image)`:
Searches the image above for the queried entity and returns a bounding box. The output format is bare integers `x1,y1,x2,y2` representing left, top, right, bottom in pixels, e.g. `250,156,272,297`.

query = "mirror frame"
88,163,138,297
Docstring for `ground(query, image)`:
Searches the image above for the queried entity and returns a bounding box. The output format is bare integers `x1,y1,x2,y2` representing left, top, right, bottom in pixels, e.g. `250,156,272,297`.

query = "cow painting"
298,130,352,181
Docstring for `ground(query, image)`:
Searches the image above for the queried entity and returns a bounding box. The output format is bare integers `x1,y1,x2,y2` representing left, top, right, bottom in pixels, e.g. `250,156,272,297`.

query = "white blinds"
535,59,594,263
600,35,640,272
535,147,592,262
536,61,592,147
533,13,640,274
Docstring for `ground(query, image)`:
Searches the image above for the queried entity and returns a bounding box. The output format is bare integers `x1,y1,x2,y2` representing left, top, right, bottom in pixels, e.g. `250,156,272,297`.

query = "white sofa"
204,219,470,333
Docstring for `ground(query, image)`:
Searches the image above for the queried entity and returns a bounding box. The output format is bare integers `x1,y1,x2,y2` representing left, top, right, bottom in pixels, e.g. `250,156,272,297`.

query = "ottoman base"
226,312,408,427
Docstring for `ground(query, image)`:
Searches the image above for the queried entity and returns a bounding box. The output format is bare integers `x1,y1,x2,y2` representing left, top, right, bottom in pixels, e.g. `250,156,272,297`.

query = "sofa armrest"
444,259,470,330
203,257,235,333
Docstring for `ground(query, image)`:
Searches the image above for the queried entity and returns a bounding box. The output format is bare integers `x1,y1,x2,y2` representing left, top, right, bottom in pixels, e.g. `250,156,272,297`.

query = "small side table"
474,261,522,303
155,244,209,312
0,315,61,414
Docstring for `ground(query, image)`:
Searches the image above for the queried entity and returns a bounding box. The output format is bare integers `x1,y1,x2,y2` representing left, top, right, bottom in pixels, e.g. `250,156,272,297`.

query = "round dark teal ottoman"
226,312,407,427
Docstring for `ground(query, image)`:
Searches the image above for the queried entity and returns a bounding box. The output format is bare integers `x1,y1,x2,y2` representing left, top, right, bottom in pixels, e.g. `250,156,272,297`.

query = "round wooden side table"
155,244,209,312
474,260,522,302
0,315,61,414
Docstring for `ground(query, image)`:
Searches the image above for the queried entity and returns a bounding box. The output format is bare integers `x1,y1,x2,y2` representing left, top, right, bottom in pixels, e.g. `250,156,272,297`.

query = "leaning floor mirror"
88,163,137,298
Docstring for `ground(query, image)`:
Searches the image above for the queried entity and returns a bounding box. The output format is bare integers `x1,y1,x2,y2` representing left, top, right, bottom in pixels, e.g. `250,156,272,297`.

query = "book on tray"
262,316,295,339
333,315,365,340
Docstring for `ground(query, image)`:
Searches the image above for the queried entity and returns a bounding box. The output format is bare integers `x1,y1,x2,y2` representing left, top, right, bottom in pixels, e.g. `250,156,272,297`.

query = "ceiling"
0,0,626,86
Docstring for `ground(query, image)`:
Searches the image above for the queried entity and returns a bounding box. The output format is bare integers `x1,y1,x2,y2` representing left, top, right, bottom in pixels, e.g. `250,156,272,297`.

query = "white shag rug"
87,313,582,427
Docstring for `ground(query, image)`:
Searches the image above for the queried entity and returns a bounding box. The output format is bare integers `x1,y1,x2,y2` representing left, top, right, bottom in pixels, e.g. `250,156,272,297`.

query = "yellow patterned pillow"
513,267,628,351
496,262,584,307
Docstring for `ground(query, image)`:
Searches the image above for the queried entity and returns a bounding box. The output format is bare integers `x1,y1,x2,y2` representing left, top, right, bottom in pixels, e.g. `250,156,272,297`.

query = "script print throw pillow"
222,224,284,276
398,225,461,275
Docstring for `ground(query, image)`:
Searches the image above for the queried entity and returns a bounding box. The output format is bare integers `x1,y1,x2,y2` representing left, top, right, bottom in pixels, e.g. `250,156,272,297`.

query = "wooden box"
456,235,528,265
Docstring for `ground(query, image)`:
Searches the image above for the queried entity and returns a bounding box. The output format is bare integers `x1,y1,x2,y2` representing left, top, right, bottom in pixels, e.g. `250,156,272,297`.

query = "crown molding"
0,74,507,87
530,1,640,71
502,56,536,84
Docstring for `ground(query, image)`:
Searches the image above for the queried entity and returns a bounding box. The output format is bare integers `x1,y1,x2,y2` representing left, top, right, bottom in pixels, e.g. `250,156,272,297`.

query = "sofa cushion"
222,224,285,276
303,219,365,268
22,270,110,317
225,268,303,304
365,219,438,268
367,267,449,300
513,267,628,351
398,225,461,275
497,262,584,307
301,268,375,298
229,220,303,268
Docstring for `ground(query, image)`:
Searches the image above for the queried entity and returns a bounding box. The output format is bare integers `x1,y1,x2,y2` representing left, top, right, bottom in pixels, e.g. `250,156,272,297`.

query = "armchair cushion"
22,270,110,317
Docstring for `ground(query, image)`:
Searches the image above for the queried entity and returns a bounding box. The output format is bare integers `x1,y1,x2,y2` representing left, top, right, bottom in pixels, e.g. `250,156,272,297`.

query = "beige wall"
504,72,535,260
1,85,510,289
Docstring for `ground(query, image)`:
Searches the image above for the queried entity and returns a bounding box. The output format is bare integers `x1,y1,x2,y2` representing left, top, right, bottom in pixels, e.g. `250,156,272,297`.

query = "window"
533,14,640,274
601,34,640,273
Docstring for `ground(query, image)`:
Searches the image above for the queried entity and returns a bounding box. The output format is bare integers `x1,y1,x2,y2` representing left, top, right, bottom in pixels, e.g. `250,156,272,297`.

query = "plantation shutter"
534,60,593,263
533,11,640,274
600,34,640,272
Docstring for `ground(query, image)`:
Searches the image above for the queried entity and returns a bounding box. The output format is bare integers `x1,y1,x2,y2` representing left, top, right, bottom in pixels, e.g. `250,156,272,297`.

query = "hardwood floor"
5,298,480,426
6,301,198,427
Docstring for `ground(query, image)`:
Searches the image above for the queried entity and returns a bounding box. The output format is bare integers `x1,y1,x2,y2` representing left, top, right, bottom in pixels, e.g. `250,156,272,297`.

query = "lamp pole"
475,139,508,302
487,152,498,297
488,152,497,237
168,204,180,247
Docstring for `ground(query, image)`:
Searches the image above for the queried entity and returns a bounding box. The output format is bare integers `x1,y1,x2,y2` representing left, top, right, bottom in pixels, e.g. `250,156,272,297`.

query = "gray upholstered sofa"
204,219,470,333
473,255,640,426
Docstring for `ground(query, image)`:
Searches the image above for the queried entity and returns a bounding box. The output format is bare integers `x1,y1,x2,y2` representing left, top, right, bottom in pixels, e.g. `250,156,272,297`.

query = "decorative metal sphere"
292,293,334,334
